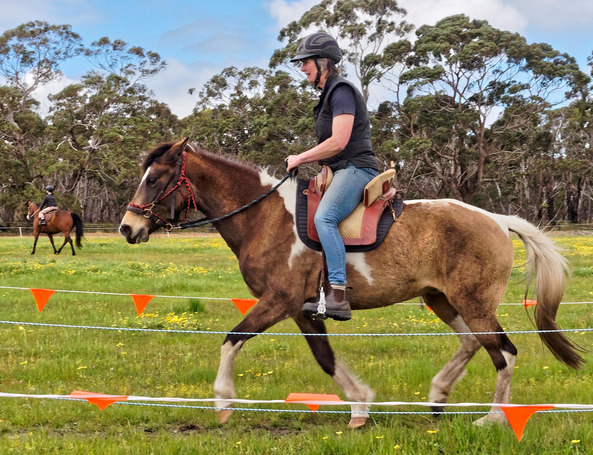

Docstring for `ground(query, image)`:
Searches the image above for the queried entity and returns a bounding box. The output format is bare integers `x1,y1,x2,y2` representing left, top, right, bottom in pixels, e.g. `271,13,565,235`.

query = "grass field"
0,232,592,454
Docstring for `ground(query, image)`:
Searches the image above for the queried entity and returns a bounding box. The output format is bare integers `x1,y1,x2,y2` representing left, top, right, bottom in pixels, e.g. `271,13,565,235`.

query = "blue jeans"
314,165,379,286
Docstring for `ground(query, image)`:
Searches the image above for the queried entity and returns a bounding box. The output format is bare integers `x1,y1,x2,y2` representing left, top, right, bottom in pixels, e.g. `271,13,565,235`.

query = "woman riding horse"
119,139,583,429
286,32,379,322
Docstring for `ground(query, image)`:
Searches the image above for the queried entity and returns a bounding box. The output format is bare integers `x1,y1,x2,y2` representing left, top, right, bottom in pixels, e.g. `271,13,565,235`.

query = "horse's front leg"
293,314,375,428
47,234,58,254
31,232,39,254
214,299,288,423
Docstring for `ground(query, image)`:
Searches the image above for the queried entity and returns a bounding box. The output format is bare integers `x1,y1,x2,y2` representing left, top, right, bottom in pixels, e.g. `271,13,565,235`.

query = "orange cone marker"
30,288,55,312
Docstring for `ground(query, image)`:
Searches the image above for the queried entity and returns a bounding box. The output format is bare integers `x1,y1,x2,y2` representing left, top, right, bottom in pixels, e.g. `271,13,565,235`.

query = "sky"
1,0,593,118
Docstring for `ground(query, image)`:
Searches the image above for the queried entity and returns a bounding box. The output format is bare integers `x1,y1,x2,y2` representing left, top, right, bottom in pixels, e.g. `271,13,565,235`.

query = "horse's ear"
170,138,190,161
173,138,189,151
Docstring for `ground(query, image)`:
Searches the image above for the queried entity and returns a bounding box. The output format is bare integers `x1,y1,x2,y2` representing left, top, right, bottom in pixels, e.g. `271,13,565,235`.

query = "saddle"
41,208,58,224
295,166,403,252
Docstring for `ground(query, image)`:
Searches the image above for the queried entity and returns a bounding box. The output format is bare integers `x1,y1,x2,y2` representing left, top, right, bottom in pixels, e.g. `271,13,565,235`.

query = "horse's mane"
143,142,261,179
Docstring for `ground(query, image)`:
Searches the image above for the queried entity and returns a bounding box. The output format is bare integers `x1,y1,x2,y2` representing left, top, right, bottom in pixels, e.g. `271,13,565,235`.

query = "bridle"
27,203,39,221
126,150,292,231
126,151,198,231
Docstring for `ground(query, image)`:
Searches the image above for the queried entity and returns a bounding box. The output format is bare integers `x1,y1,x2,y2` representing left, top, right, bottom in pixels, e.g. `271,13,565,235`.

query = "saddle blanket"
295,178,403,252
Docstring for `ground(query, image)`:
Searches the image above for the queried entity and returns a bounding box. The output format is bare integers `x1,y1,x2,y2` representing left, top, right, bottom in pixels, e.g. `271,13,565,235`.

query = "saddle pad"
44,209,58,221
295,178,402,252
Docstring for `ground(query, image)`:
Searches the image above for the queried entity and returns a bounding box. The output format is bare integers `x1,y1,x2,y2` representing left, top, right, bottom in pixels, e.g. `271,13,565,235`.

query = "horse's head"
26,201,39,221
119,138,196,244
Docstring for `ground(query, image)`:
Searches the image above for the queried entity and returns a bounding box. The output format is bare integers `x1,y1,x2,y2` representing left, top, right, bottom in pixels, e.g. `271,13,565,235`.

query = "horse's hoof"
348,417,368,428
430,406,445,417
473,414,508,427
217,408,234,424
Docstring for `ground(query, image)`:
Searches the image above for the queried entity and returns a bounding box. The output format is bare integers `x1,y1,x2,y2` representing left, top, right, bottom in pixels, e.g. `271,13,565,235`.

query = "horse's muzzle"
119,224,149,244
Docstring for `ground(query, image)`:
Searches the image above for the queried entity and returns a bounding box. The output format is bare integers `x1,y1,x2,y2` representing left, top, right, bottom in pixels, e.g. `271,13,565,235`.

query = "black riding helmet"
45,185,54,192
290,32,342,89
290,32,342,64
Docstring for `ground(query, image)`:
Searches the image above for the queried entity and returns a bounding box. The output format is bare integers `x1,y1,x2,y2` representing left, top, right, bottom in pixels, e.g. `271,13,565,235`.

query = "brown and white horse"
119,139,583,428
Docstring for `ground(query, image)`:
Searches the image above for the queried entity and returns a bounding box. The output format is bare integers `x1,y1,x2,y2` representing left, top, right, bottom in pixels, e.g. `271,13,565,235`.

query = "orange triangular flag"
502,405,554,441
285,393,343,412
231,298,258,315
30,288,55,312
70,390,128,410
523,299,537,308
130,294,155,315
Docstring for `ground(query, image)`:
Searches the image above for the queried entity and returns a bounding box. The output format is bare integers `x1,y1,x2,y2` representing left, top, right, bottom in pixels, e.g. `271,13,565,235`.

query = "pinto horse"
27,201,84,256
119,139,583,428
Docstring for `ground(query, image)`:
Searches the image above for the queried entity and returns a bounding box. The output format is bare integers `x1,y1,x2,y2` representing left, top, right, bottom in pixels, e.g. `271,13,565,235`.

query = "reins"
126,150,293,231
176,173,292,230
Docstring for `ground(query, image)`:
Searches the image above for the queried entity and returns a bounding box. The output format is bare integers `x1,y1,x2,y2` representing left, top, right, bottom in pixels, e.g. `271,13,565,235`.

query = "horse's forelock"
142,141,206,172
142,142,176,171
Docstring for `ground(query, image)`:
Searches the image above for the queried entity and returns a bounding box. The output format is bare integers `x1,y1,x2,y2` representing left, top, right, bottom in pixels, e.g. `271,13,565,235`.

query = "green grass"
0,233,592,454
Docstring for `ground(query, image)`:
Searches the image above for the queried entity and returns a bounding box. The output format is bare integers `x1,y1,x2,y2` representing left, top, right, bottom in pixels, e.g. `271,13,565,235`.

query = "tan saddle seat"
307,166,397,246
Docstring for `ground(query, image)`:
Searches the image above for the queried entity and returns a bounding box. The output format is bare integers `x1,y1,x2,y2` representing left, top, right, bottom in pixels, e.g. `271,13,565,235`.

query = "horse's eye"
146,177,157,186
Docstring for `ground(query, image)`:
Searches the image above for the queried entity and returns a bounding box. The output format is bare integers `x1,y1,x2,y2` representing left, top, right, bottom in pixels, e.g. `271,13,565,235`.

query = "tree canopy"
2,6,593,226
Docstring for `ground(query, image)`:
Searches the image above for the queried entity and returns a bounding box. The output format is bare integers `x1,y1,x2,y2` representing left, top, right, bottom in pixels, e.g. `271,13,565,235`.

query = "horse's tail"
71,213,84,249
500,215,585,369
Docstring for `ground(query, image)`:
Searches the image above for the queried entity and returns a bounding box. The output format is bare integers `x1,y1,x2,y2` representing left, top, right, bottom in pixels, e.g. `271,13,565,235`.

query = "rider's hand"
285,155,300,173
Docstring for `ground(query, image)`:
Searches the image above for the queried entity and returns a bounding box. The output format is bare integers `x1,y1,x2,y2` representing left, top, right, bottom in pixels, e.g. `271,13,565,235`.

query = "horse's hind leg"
424,293,483,413
213,300,288,423
294,314,374,428
56,234,74,255
465,315,516,426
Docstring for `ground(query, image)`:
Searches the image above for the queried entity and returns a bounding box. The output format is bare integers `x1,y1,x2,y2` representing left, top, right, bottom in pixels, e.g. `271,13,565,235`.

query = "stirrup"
302,287,328,321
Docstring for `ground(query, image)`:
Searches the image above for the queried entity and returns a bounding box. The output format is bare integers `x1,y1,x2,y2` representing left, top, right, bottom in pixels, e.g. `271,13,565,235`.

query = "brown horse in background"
27,201,84,255
119,139,584,428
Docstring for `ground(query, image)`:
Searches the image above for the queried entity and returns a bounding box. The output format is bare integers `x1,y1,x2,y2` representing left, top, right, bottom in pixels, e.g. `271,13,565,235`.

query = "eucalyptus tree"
537,99,593,223
185,66,317,173
47,37,177,222
395,14,589,206
0,21,83,220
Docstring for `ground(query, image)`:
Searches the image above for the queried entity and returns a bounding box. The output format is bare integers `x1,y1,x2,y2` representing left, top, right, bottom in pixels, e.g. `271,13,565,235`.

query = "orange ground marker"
231,298,258,315
285,392,343,412
130,294,155,315
30,288,55,312
523,299,538,308
502,405,554,441
70,390,128,410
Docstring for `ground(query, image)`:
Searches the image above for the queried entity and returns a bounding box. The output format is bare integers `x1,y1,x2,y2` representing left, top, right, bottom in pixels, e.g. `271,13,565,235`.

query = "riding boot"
302,284,351,321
